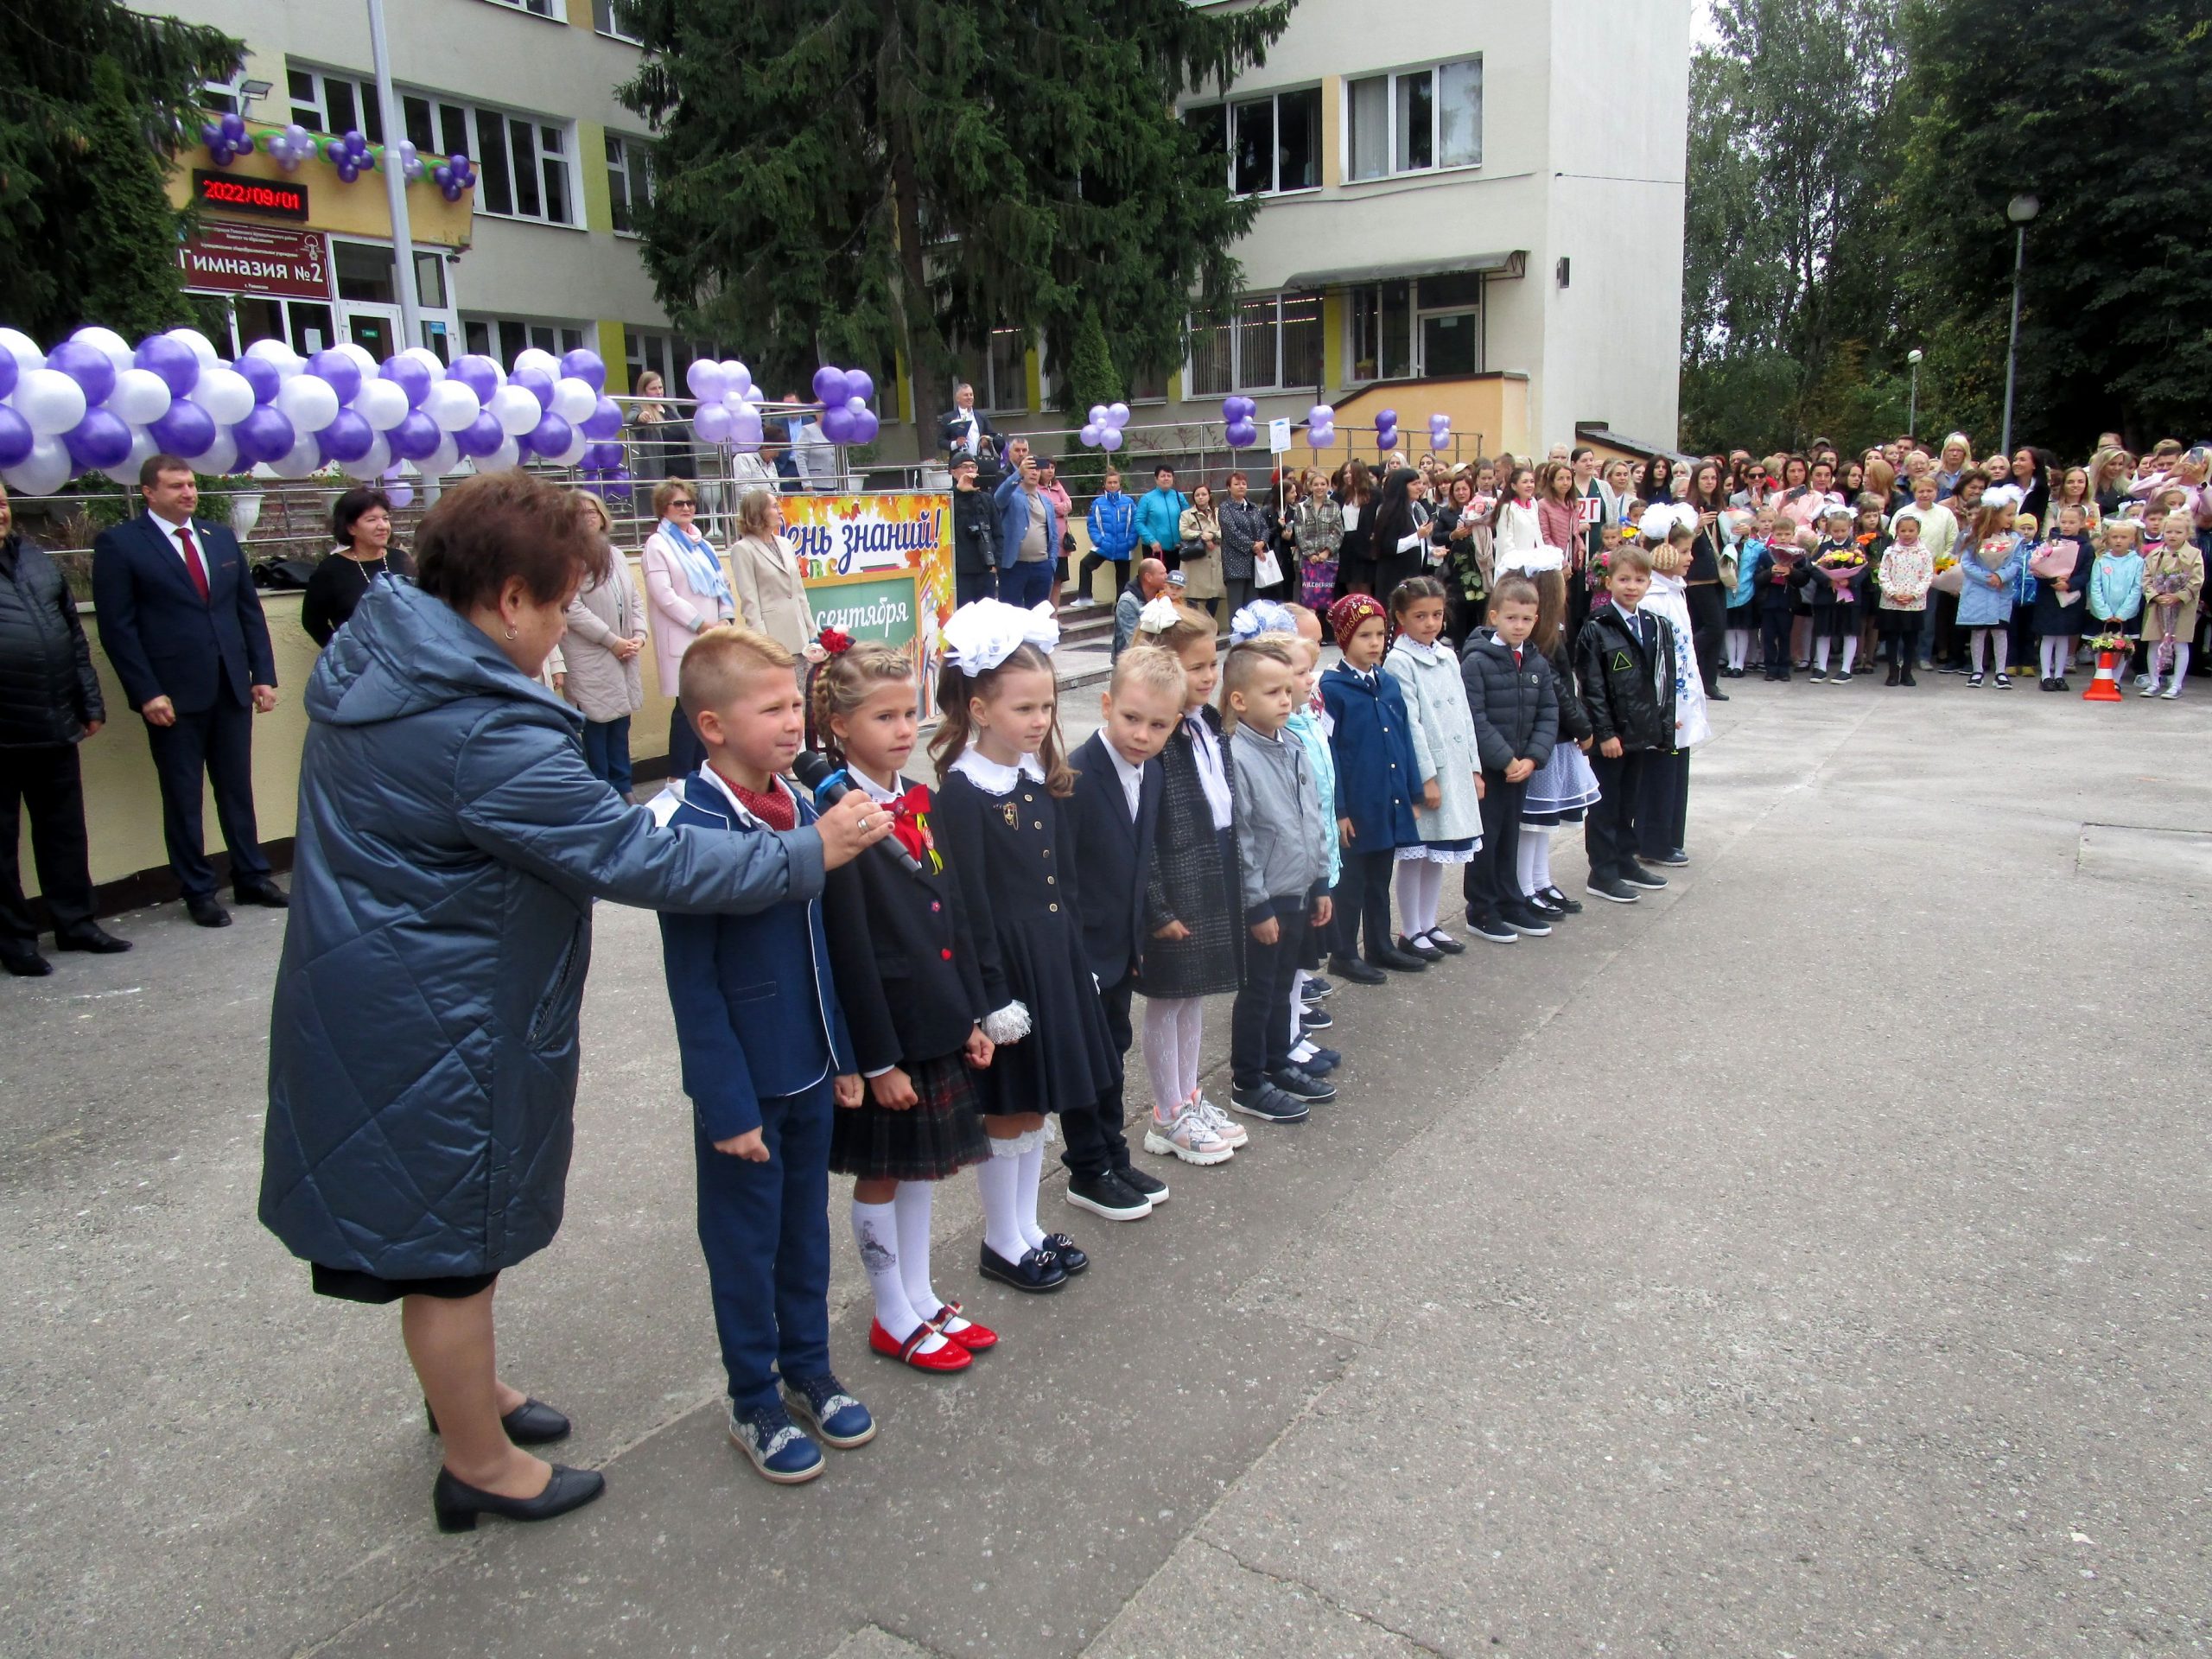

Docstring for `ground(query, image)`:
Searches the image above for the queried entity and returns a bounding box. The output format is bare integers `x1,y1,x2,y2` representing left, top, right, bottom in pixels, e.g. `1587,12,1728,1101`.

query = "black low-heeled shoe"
1037,1232,1089,1274
431,1463,604,1534
426,1396,573,1446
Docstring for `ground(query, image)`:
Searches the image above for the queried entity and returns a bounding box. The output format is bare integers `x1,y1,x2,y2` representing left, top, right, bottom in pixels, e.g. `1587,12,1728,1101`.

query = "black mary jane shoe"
979,1242,1068,1294
431,1463,605,1534
1421,929,1467,957
427,1396,574,1446
1037,1232,1089,1274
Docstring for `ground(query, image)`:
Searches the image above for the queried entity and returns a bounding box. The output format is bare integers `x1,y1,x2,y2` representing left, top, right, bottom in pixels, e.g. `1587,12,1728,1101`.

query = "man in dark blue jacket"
92,454,283,927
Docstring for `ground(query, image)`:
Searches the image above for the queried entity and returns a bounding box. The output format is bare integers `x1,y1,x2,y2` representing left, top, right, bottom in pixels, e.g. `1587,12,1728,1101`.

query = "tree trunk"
889,136,942,450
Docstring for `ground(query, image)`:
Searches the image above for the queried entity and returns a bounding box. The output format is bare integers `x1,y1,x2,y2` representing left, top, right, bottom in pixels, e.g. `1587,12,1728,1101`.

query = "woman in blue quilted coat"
258,471,887,1534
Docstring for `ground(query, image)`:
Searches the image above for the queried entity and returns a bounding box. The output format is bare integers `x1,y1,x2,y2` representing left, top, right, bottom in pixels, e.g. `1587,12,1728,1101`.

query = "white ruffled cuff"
981,1001,1033,1045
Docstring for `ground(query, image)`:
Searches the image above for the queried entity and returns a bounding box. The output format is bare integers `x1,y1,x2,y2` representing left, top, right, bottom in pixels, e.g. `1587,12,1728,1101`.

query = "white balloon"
107,367,174,425
423,432,461,475
268,433,325,480
245,338,304,379
273,372,341,434
2,435,75,496
334,341,379,380
483,435,522,473
73,326,135,372
10,368,88,437
0,327,47,374
549,376,596,424
339,435,393,480
197,429,239,475
353,378,410,431
397,346,447,382
166,328,221,368
423,380,481,433
513,347,562,379
550,425,589,466
489,384,542,437
102,429,161,486
192,367,255,425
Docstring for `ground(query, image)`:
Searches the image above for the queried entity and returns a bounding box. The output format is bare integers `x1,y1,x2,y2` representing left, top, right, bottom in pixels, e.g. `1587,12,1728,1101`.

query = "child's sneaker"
1229,1081,1309,1124
728,1400,824,1484
1464,910,1518,944
1300,976,1333,1001
1834,670,1853,683
1300,1005,1333,1031
1194,1093,1249,1148
1967,672,1985,687
2139,678,2160,696
784,1373,876,1449
1808,668,1828,683
1993,671,2012,689
1144,1105,1235,1165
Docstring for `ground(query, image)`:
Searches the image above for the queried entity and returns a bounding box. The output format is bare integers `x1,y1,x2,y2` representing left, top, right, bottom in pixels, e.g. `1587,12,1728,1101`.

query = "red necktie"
177,525,211,603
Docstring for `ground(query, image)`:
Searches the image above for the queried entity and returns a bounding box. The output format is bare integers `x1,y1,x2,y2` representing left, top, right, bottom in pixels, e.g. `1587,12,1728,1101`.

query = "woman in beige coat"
563,493,648,798
728,487,822,670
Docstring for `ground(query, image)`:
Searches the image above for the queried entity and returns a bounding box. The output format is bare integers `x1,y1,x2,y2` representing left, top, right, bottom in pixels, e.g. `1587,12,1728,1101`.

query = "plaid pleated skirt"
829,1050,991,1182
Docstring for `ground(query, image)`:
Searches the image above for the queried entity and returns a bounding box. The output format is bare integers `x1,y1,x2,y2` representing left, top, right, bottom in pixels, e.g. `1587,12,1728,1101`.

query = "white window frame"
464,315,589,369
288,66,385,144
1184,290,1323,397
1185,85,1325,198
592,0,645,44
605,133,652,236
979,328,1030,415
1344,275,1482,385
1344,55,1483,183
479,0,559,19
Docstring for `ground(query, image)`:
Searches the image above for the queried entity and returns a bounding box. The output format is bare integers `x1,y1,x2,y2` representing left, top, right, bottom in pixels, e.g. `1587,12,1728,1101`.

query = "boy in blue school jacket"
652,627,869,1486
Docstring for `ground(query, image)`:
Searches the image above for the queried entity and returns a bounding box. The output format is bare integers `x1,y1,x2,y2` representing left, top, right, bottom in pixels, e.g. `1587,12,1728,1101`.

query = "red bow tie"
888,785,940,869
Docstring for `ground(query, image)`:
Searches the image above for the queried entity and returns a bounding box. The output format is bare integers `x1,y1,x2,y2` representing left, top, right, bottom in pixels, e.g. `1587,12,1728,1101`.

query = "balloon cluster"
255,123,438,188
811,365,880,447
200,112,257,167
1428,411,1452,448
0,322,613,496
1220,396,1260,449
1375,408,1399,452
430,153,477,204
1305,403,1337,448
321,130,377,184
683,358,769,453
1078,402,1132,452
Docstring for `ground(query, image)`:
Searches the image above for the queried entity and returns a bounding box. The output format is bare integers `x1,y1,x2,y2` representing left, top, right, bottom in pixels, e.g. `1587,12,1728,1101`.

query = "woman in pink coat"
639,477,739,775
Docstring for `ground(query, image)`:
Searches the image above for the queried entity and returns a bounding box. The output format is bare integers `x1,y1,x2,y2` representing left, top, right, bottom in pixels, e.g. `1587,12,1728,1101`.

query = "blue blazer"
92,512,275,714
656,770,855,1139
1064,730,1163,987
1319,662,1421,851
992,474,1061,572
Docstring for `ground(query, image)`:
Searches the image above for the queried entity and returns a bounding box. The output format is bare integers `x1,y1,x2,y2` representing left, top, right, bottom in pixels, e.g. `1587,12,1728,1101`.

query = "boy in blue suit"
652,626,869,1485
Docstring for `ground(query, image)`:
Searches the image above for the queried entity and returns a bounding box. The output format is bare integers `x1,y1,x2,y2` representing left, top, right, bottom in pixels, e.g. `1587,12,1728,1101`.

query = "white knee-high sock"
893,1181,941,1319
1841,636,1858,673
1529,830,1554,892
1015,1144,1047,1249
1285,975,1305,1049
1145,997,1195,1118
1516,832,1543,897
2172,644,2192,687
1396,859,1433,938
1415,861,1446,935
976,1149,1030,1263
1178,998,1205,1101
852,1198,944,1349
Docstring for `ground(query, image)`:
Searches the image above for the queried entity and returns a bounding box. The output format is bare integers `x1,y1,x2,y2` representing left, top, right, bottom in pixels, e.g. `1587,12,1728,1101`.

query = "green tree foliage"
0,0,241,340
618,0,1289,429
1897,0,2212,452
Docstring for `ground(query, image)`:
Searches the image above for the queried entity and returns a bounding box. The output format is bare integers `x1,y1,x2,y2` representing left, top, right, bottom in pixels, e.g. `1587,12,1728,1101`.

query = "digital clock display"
192,169,309,221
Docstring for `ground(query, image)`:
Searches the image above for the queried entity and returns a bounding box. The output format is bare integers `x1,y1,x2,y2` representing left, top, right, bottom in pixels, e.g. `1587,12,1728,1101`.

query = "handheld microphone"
792,750,922,874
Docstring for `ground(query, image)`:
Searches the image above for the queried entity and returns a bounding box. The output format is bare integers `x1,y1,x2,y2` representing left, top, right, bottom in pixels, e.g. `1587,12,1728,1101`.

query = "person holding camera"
950,454,998,607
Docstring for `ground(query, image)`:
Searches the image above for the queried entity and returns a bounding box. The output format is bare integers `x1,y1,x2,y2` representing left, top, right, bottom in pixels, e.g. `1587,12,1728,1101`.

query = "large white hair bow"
942,599,1060,675
1496,545,1565,576
1134,594,1185,636
1637,501,1699,542
1230,598,1298,641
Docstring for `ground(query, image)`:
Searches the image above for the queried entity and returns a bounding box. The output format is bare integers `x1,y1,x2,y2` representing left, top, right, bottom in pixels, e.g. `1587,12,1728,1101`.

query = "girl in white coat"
1383,575,1483,957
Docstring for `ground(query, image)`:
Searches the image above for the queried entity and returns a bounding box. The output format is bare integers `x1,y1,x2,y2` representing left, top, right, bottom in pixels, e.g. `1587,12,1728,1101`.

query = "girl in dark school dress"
813,640,997,1372
929,601,1122,1294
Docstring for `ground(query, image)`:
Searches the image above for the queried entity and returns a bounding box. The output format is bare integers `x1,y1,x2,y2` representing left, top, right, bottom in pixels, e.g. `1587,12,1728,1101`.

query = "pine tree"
618,0,1291,429
0,0,241,340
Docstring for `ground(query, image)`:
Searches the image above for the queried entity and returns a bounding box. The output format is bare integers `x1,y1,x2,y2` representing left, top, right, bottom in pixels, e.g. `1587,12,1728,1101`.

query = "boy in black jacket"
1459,575,1558,942
1574,544,1676,905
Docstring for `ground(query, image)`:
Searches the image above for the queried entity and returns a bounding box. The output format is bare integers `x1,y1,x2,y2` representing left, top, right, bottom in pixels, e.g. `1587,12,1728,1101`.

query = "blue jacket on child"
654,767,855,1140
1319,661,1421,852
1955,537,2026,627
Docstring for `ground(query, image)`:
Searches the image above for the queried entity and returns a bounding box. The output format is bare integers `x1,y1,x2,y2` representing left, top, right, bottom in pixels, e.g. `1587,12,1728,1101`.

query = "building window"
481,0,556,16
974,328,1027,412
606,134,652,234
1128,362,1170,404
1186,291,1323,397
1347,57,1481,181
464,317,588,368
593,0,644,42
1351,281,1413,381
1347,275,1480,382
1184,86,1322,197
289,66,383,143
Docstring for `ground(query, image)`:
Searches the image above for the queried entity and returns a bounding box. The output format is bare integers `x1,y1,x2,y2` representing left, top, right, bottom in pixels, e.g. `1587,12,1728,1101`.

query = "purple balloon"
0,352,14,404
849,409,880,446
219,112,246,140
441,183,462,202
580,396,624,441
456,411,505,459
525,411,574,458
511,366,556,411
820,406,856,444
134,334,200,397
382,355,432,409
234,404,297,464
48,340,117,408
147,399,217,458
449,354,502,404
62,409,133,470
0,406,34,468
557,349,606,393
846,370,876,405
811,365,850,407
233,355,282,405
308,350,362,406
320,409,375,461
387,410,442,461
582,441,622,470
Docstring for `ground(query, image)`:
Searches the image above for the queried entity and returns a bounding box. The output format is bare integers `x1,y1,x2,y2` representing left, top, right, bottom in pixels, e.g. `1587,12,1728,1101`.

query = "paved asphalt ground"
6,671,2212,1658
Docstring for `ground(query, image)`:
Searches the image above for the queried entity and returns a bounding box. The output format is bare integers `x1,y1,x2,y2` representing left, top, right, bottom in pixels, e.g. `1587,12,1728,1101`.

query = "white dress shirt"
148,512,204,574
1102,741,1146,821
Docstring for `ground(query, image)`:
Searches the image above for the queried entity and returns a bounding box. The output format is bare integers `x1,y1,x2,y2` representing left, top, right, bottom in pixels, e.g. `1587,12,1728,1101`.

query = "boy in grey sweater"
1224,638,1336,1122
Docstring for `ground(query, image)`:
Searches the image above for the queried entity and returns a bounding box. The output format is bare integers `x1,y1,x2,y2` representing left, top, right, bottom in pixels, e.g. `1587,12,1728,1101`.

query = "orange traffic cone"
2084,649,2126,702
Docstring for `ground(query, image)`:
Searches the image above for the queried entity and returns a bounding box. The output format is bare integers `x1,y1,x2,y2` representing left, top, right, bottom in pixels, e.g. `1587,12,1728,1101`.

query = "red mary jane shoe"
869,1318,972,1373
927,1302,998,1353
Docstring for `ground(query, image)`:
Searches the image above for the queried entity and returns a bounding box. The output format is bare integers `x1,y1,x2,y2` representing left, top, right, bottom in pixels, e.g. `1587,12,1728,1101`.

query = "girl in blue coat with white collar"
1320,594,1423,980
1955,505,2026,687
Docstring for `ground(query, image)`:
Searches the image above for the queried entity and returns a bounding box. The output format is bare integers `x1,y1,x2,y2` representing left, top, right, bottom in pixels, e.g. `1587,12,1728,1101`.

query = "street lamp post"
1907,348,1923,440
1999,193,2039,459
366,0,423,349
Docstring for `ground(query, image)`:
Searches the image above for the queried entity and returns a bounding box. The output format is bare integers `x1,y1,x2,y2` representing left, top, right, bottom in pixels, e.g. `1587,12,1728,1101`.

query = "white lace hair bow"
1982,483,2025,511
1134,594,1185,635
1230,599,1298,641
1637,502,1699,542
942,599,1061,675
1496,545,1566,576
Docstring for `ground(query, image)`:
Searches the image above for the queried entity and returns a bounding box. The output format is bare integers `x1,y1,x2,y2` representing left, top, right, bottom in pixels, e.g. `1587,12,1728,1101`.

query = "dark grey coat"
1459,628,1560,773
1217,497,1273,582
0,533,103,747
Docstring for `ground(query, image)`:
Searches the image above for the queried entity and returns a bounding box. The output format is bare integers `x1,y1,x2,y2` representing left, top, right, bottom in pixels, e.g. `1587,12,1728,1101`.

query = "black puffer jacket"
1574,602,1676,752
0,534,103,747
1459,628,1558,772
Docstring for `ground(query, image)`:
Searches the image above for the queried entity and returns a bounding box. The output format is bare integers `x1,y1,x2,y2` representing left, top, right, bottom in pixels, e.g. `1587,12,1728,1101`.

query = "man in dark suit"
1059,651,1182,1220
92,454,285,928
938,382,999,476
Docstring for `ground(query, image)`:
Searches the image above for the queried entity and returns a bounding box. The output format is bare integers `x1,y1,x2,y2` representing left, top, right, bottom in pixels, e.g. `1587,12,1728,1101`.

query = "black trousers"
1,742,96,941
1635,748,1690,860
955,567,998,607
1584,749,1649,884
144,696,270,899
1759,600,1793,674
1686,582,1726,693
668,702,707,779
1332,848,1395,962
1076,554,1130,602
1463,770,1527,918
1063,975,1135,1179
1231,899,1308,1090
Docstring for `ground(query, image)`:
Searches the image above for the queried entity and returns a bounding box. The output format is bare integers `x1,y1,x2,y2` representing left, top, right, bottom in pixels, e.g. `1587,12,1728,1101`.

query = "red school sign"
178,223,333,302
